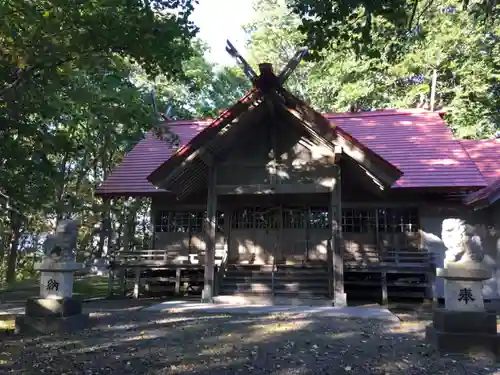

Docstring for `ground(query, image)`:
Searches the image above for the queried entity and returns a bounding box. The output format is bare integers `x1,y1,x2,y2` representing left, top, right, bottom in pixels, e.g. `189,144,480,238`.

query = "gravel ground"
1,300,500,375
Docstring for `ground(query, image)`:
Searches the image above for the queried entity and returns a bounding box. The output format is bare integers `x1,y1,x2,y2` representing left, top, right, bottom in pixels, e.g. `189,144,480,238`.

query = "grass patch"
73,276,109,299
0,316,15,331
0,279,38,293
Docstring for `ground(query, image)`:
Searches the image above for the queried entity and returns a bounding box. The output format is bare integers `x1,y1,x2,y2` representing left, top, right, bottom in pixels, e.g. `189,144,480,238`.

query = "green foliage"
243,0,316,101
286,0,499,59
0,0,199,217
135,42,251,120
1,0,198,98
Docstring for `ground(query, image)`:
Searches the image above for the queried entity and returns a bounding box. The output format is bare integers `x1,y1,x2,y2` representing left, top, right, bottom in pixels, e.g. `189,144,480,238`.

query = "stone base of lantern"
426,309,500,359
15,259,91,335
426,266,500,359
25,296,83,317
15,312,90,335
15,297,90,334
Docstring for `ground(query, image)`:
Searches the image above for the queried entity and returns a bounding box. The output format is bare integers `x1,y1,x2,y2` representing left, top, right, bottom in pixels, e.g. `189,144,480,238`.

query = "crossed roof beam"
225,40,308,94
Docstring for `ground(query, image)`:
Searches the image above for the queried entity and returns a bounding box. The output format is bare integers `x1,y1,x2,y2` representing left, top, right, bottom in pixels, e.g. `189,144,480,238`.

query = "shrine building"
96,67,500,306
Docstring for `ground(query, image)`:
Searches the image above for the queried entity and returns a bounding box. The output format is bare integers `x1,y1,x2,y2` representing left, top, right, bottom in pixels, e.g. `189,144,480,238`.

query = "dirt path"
1,301,499,375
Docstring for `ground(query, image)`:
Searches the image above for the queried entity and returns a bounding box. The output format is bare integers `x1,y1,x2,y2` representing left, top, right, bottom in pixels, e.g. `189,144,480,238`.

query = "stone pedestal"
15,259,90,334
333,292,348,307
201,285,213,303
426,265,500,359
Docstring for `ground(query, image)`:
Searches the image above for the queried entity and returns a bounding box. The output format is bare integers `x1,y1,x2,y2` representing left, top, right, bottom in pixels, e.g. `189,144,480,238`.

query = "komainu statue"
441,218,484,267
42,219,79,262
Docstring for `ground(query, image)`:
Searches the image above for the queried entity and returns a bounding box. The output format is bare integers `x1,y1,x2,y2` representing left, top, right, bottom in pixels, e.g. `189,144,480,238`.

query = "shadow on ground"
1,299,499,375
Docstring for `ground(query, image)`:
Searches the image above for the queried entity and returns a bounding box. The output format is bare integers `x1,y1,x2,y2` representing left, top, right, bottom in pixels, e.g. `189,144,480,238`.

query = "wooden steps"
219,264,330,300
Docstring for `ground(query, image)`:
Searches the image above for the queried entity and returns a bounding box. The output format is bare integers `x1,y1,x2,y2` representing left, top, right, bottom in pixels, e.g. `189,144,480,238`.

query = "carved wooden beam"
225,40,257,82
278,48,308,85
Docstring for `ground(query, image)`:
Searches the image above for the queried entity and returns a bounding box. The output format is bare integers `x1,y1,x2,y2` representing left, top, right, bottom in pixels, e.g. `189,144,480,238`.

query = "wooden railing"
344,249,435,269
344,248,436,305
113,249,225,267
110,248,227,299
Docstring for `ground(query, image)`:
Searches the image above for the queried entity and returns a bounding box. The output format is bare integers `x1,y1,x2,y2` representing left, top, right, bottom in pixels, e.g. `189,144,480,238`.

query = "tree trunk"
122,198,132,253
96,198,111,258
114,221,124,257
0,229,12,283
96,130,114,258
54,151,71,227
125,199,141,252
0,224,10,264
5,219,22,283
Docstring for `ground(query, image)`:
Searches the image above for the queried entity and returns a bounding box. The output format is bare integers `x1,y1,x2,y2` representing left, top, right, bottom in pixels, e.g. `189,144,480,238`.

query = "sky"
190,0,256,65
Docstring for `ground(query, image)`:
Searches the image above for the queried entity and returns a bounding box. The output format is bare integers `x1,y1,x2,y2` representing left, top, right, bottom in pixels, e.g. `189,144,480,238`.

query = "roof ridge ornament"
225,40,308,93
159,104,174,122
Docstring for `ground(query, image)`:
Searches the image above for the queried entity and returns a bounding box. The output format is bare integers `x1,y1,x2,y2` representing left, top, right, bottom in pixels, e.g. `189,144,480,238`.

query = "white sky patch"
190,0,255,65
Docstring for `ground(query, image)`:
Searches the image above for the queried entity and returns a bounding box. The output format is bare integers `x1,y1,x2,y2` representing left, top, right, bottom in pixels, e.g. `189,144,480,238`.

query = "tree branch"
408,0,419,29
414,0,435,29
0,49,109,100
0,65,37,99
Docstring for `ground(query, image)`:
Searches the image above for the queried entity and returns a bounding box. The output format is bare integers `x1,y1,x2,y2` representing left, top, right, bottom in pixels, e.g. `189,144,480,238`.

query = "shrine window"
155,210,225,233
308,207,330,229
339,207,418,233
231,208,255,229
376,208,419,233
282,207,307,229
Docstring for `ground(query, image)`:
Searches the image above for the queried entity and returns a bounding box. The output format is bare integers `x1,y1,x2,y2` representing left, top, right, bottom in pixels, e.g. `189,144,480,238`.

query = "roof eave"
147,90,265,196
147,89,260,189
463,183,500,210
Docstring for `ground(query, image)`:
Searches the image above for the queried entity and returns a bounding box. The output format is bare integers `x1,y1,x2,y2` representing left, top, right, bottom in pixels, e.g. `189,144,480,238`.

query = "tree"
0,0,200,282
286,0,499,59
134,42,251,120
244,0,315,100
244,0,399,111
1,0,198,99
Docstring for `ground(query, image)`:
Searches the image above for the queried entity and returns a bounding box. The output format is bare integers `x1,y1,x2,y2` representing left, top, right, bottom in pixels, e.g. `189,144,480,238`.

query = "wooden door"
281,207,308,263
279,206,331,263
229,207,280,265
305,207,330,263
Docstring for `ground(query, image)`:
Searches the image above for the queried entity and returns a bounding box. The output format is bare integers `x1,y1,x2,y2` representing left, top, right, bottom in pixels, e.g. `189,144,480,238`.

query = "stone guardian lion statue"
42,219,79,262
441,218,484,267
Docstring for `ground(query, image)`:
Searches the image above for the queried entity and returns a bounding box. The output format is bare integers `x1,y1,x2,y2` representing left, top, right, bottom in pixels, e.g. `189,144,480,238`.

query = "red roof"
325,110,485,188
461,139,500,208
96,109,487,197
96,121,211,196
460,139,500,182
